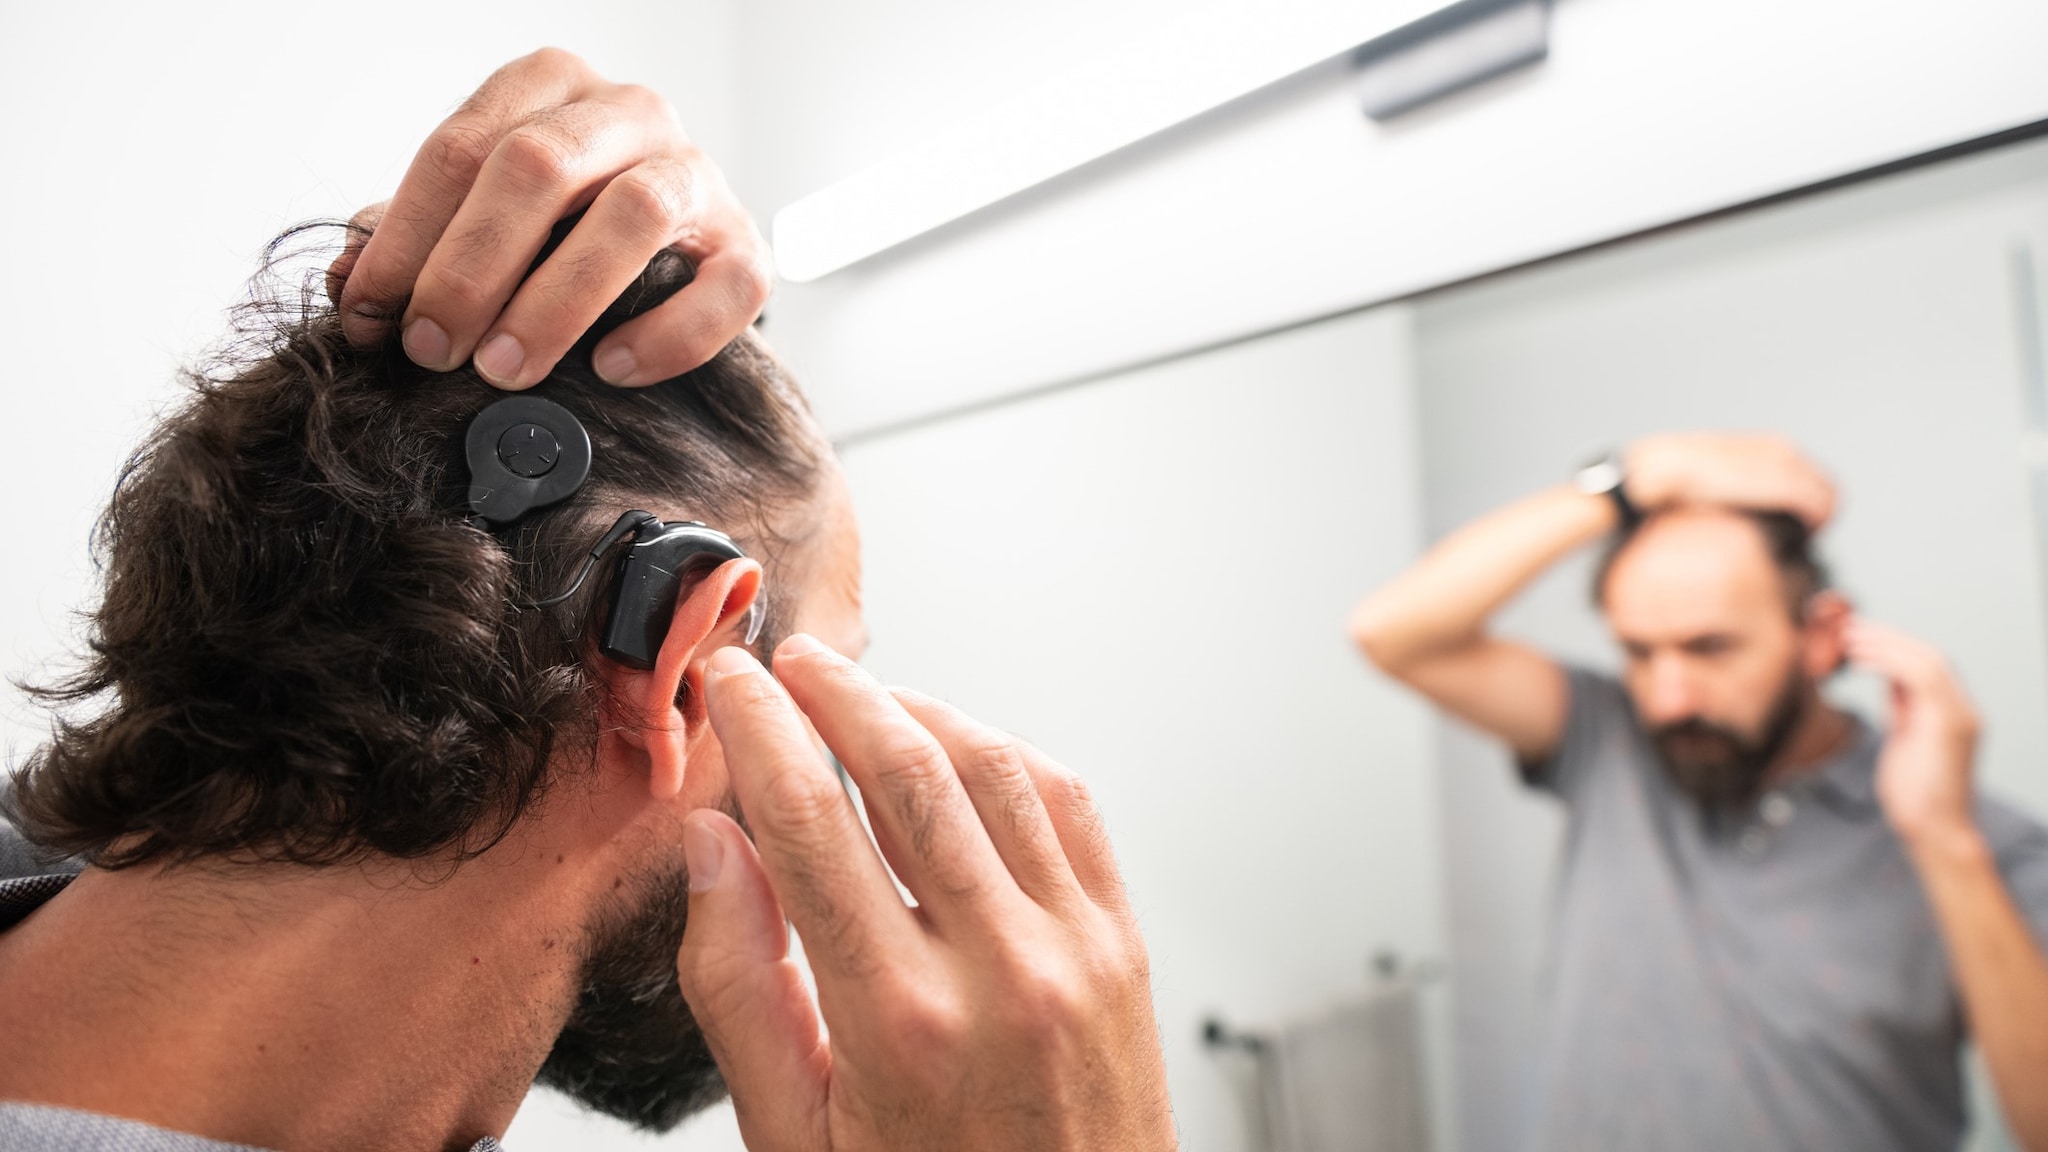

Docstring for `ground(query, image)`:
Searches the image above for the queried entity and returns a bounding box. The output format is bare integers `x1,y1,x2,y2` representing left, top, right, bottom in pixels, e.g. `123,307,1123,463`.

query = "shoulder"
1521,665,1646,800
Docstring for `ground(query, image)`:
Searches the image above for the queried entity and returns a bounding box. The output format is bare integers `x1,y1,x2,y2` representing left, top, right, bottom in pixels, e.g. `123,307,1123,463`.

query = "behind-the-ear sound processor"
463,393,761,669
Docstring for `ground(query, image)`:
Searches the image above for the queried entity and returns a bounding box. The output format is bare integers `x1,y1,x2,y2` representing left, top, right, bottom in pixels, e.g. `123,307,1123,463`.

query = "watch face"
1576,460,1623,495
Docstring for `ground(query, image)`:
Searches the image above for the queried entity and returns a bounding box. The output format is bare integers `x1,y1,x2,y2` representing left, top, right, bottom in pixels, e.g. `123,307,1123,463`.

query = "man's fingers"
1847,619,1980,729
1847,620,1943,686
890,689,1082,911
472,154,701,390
336,49,769,386
592,244,773,385
1785,472,1836,529
325,201,389,309
771,637,1020,920
1019,748,1135,922
674,810,831,1152
400,100,670,382
702,646,913,981
338,48,589,346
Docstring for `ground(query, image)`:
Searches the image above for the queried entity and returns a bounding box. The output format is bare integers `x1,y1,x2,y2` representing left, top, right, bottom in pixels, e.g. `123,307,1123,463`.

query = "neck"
1768,692,1855,785
0,817,623,1151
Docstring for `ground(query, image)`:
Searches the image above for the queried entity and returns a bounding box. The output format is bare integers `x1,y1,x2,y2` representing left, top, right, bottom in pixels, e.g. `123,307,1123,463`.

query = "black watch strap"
1574,453,1641,529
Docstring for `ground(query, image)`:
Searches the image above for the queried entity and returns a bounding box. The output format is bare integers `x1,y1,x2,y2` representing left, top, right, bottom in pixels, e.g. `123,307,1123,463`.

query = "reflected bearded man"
0,50,1177,1152
1352,434,2048,1151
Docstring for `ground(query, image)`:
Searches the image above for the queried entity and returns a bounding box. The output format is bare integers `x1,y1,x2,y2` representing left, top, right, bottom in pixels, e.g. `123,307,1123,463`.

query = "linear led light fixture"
771,0,1475,283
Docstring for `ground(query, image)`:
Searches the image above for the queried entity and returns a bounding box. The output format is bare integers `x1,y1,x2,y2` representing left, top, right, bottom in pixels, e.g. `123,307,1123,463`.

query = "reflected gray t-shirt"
1524,668,2048,1152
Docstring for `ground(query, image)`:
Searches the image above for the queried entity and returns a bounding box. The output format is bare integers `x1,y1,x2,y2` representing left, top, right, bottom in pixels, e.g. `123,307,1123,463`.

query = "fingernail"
778,633,826,658
475,332,526,386
402,316,451,368
683,817,725,893
708,646,761,678
594,343,639,386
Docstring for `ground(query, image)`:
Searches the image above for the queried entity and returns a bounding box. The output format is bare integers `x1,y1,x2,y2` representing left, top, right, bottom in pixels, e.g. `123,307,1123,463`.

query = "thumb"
676,809,831,1151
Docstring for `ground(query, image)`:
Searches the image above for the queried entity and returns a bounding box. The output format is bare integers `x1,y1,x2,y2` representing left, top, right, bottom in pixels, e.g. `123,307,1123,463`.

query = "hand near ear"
1846,618,1980,847
675,637,1177,1152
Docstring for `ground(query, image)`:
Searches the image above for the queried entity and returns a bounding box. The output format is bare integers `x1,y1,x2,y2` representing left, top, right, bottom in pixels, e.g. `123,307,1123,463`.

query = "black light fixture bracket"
1353,0,1552,121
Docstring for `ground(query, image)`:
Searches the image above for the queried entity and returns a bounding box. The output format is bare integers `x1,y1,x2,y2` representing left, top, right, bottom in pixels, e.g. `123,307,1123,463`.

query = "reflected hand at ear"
675,638,1175,1152
1847,617,1981,847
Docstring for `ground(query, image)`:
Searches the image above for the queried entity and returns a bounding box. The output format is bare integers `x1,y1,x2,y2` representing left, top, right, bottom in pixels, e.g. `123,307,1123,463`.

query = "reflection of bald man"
1352,435,2048,1151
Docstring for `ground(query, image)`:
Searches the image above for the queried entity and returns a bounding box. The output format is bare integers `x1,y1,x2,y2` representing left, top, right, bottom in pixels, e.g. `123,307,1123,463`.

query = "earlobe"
597,557,764,801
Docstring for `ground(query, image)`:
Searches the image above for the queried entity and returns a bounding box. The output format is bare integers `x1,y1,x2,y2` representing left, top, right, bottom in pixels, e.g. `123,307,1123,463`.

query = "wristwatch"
1574,451,1642,529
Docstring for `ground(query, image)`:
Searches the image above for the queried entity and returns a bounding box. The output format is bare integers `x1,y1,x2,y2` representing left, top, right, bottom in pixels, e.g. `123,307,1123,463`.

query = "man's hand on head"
1623,433,1837,528
327,48,772,389
676,638,1178,1152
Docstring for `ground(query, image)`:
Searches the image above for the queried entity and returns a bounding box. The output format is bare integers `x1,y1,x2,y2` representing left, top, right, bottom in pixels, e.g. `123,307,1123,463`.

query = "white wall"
0,4,750,1148
1412,135,2048,1152
838,305,1451,1151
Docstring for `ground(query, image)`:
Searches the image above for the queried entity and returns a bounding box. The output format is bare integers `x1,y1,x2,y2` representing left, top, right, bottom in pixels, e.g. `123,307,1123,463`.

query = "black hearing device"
463,394,751,671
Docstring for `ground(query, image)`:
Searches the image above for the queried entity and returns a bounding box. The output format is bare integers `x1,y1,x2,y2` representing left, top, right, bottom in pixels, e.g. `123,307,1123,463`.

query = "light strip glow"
771,0,1455,283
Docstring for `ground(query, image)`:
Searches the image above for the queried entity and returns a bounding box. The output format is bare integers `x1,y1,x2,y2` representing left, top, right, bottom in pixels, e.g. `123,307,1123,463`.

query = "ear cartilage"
599,520,750,671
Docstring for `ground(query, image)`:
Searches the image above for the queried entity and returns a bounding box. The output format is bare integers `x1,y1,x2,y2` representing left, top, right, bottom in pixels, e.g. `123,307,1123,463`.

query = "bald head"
1595,507,1827,622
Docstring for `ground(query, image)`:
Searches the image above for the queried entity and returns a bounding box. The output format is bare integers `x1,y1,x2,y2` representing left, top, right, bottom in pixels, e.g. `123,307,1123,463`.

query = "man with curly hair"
0,51,1177,1152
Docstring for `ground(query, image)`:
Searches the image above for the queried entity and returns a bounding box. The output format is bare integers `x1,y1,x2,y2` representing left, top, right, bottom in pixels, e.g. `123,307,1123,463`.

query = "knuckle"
732,252,775,310
994,950,1088,1039
1046,767,1097,817
887,986,972,1057
609,164,693,242
419,121,496,188
758,764,839,838
962,734,1041,826
523,45,590,79
869,729,952,790
958,729,1028,780
497,127,579,196
618,82,680,122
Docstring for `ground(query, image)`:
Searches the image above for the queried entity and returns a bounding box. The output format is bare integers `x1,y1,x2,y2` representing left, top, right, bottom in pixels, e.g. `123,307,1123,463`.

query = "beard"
534,817,731,1132
1648,668,1807,814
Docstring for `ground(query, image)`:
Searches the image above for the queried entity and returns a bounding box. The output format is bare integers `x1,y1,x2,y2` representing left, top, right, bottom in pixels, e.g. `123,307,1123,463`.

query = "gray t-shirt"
1524,667,2048,1152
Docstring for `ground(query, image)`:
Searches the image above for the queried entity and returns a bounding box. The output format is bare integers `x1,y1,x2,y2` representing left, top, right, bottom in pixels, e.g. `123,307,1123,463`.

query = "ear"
595,557,764,801
1800,589,1853,679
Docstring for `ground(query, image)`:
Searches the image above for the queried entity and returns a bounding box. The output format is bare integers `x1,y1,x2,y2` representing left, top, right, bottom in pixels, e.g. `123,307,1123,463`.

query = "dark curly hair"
5,223,826,869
